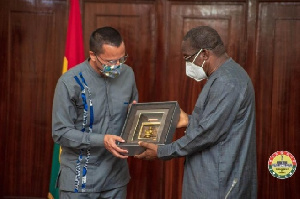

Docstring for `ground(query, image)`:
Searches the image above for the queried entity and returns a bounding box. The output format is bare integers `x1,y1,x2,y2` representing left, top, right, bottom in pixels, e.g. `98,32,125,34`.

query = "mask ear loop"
192,49,203,63
201,60,206,68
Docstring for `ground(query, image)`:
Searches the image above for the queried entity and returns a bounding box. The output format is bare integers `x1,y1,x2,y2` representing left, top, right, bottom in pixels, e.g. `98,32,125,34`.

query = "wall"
0,0,299,198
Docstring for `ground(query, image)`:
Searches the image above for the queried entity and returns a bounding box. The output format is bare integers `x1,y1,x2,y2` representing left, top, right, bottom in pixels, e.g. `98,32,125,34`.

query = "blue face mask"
101,64,122,78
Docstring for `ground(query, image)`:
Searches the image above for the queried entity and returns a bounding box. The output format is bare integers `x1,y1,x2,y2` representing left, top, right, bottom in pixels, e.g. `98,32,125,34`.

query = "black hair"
183,26,226,57
90,27,123,54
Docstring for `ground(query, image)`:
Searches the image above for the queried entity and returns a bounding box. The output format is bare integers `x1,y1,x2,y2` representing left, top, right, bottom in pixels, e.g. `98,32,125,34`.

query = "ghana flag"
48,0,85,198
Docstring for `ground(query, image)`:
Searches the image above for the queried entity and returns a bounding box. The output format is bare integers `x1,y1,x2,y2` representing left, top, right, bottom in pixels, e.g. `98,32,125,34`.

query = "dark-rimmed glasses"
183,51,200,62
184,49,203,63
184,48,212,62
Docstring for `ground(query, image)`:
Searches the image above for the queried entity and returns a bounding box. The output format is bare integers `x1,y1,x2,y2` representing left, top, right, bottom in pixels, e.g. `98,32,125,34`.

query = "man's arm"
177,108,189,128
157,82,242,159
52,78,129,158
52,79,103,149
136,81,242,160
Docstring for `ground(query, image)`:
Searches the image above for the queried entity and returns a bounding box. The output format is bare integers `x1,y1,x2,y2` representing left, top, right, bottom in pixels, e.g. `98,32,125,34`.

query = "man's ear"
89,51,96,61
202,49,210,60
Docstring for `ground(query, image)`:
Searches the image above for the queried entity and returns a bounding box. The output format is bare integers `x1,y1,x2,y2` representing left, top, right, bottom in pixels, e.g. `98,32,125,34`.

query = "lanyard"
73,72,94,192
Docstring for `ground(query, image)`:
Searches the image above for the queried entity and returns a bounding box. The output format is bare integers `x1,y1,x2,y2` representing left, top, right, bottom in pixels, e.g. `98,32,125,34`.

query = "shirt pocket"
112,96,131,117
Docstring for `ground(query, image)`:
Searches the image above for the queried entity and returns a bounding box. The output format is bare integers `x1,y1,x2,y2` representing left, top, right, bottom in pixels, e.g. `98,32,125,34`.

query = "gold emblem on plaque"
138,122,160,141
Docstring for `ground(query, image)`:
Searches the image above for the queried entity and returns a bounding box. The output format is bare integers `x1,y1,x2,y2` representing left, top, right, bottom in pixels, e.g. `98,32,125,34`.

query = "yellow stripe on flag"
62,56,68,74
48,193,54,199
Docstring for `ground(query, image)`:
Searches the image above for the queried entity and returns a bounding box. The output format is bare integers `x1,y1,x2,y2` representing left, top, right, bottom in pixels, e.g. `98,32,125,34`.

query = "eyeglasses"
184,49,203,63
94,52,128,66
183,51,200,61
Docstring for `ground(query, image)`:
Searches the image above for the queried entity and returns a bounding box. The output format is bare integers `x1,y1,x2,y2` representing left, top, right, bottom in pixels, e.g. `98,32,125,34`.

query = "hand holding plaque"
118,101,180,156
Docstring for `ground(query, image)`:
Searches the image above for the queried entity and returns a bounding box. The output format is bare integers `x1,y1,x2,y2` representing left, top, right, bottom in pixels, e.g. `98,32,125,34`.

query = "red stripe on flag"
65,0,85,69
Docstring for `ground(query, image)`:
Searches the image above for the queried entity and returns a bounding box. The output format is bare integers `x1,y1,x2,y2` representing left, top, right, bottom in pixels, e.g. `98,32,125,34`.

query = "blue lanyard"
73,72,94,192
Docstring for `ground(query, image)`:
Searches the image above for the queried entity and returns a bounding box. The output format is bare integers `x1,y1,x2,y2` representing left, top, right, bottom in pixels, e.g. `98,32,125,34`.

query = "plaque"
118,101,180,156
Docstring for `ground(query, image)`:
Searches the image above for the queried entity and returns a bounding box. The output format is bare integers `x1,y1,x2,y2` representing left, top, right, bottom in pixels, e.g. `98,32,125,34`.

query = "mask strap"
201,60,206,68
192,49,203,63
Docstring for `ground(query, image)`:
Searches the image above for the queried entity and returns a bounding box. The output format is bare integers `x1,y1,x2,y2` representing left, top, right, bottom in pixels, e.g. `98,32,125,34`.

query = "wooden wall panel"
0,1,9,196
0,0,67,198
0,0,299,198
5,11,54,196
256,3,300,198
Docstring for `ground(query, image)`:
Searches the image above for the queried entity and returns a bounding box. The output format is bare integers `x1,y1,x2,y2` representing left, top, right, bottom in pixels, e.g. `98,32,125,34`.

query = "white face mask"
185,49,207,81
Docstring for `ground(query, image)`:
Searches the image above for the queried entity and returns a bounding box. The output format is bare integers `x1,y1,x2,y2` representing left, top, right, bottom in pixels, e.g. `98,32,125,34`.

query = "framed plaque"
118,101,180,156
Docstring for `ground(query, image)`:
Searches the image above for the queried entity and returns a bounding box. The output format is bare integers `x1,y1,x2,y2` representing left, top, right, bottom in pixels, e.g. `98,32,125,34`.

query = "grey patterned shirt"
52,59,138,192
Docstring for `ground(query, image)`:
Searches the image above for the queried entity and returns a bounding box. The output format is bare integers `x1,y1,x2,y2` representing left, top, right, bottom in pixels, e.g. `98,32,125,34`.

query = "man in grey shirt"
136,26,257,199
52,27,138,198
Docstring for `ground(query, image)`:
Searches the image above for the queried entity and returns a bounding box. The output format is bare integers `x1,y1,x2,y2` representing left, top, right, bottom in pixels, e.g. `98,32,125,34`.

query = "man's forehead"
101,42,125,58
181,40,194,53
102,42,125,51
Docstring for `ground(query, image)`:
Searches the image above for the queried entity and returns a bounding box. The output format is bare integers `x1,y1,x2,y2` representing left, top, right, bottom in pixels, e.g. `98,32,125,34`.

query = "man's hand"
177,108,189,128
104,135,128,159
134,141,158,160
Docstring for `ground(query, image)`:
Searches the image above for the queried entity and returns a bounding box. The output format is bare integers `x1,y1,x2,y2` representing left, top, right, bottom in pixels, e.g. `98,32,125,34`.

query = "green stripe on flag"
48,143,60,199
